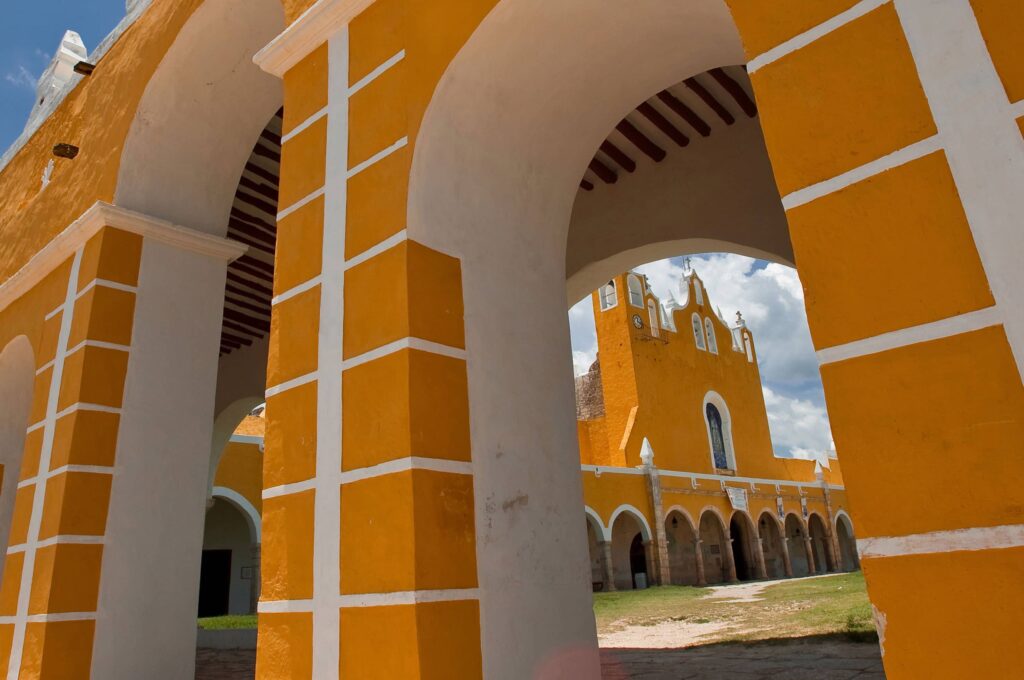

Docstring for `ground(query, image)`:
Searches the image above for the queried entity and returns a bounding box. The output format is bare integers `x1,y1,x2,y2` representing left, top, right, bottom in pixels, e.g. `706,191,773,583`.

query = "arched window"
706,404,727,469
743,332,753,362
693,278,704,306
627,274,644,308
599,281,617,310
691,313,706,350
703,391,736,470
705,318,718,354
647,300,660,337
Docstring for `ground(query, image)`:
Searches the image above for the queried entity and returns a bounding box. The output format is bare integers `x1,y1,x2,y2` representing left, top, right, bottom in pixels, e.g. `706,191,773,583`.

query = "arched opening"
0,336,35,581
729,512,759,582
808,513,835,574
784,514,812,577
199,495,259,617
835,514,860,572
758,512,787,579
584,511,608,591
698,510,731,584
665,510,698,585
703,391,736,471
609,508,651,590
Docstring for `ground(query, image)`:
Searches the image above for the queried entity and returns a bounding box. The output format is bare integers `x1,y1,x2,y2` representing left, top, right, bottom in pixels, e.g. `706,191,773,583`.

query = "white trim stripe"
343,229,408,271
262,478,317,500
257,599,313,614
281,106,328,145
816,306,1001,365
8,535,105,554
54,402,121,421
347,137,408,178
340,457,473,485
76,278,138,299
65,339,132,358
229,434,265,446
341,337,467,372
348,50,405,96
18,465,114,489
1011,98,1024,119
585,465,843,492
277,187,326,222
338,588,480,608
8,247,83,679
747,0,890,74
782,135,941,210
265,371,318,399
0,612,95,625
272,276,321,306
858,524,1024,558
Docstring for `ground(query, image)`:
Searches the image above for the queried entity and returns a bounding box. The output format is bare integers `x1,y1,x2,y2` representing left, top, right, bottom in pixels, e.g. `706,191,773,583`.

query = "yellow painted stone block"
267,286,320,388
349,0,403,86
349,59,408,170
823,326,1024,538
29,368,50,425
787,151,994,349
726,0,861,58
49,410,120,470
261,490,315,601
38,471,112,540
863,546,1024,678
752,4,935,196
970,0,1024,103
342,348,471,470
340,469,478,594
76,228,142,290
8,486,34,547
339,600,483,679
345,144,411,260
19,429,43,482
57,345,129,410
0,553,24,616
283,44,328,136
29,543,103,614
68,285,136,348
20,620,94,679
278,117,327,212
255,612,312,680
264,381,317,488
343,240,465,359
36,313,62,369
273,196,323,297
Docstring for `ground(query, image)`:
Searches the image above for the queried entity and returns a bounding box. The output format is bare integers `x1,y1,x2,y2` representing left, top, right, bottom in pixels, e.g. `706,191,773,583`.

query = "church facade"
0,0,1021,677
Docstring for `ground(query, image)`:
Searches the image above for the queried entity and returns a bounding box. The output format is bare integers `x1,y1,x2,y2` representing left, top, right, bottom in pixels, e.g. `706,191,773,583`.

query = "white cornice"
254,0,376,77
0,201,246,314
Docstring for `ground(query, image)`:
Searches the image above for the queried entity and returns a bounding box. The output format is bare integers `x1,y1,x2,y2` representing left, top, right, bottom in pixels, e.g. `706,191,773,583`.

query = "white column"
91,237,234,679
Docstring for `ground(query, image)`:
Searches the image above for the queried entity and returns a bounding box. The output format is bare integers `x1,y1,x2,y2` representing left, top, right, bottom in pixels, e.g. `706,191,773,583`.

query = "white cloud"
570,253,834,458
4,65,37,90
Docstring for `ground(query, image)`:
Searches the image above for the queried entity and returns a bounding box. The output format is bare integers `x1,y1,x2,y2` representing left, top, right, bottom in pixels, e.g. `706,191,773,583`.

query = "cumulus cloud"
569,253,834,458
4,65,37,90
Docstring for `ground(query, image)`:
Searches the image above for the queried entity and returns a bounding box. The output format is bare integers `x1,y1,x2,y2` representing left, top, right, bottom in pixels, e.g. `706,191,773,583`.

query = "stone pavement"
195,636,884,679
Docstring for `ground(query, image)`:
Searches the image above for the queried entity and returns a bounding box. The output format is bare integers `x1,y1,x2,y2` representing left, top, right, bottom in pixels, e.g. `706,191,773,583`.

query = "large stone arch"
115,0,285,236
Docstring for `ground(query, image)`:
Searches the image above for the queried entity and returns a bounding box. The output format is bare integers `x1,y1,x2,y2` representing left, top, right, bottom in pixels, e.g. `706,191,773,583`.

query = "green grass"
594,572,876,645
197,614,258,630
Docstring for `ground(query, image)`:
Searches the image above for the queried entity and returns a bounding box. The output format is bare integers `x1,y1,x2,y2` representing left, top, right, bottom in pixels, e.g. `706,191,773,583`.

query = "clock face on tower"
632,314,644,329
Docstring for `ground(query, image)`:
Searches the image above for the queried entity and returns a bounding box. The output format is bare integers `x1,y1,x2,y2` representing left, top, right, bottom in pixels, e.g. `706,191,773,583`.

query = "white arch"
703,390,737,470
663,505,697,535
697,505,729,534
583,506,609,542
834,509,855,534
608,504,653,542
212,486,261,544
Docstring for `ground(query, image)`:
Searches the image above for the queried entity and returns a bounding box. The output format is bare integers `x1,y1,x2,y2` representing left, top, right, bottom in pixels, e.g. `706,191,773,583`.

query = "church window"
692,313,706,350
648,300,659,337
599,281,617,310
743,332,753,362
627,274,644,308
693,278,704,306
706,404,728,469
705,318,718,354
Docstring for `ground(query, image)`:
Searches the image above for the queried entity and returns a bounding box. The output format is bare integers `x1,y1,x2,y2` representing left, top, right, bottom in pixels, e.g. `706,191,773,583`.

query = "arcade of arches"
0,0,1021,678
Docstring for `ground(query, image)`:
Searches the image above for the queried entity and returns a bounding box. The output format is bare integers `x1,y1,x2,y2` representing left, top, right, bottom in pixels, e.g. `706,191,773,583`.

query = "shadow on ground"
196,633,883,679
599,633,884,680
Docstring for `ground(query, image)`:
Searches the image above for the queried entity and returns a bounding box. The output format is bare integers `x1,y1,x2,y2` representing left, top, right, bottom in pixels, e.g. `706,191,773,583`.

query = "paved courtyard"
196,637,884,679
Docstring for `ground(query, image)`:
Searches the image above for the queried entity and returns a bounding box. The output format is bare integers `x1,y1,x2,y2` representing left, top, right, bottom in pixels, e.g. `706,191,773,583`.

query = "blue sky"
570,254,835,460
1,2,125,153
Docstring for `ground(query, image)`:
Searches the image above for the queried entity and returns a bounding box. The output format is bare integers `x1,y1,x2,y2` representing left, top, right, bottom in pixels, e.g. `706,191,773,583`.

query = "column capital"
254,0,375,77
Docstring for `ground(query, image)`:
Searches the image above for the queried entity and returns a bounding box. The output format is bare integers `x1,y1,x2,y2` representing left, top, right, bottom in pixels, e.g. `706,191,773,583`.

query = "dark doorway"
729,516,754,581
198,549,232,617
629,534,648,588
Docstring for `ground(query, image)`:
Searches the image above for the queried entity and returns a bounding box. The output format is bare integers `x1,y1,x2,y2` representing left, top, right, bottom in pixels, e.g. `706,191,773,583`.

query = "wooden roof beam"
616,120,666,162
684,77,735,125
637,102,690,147
710,68,757,118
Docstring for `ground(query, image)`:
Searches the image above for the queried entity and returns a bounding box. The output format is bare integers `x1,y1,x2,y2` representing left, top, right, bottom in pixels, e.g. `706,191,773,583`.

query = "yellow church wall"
581,471,652,529
214,442,264,514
